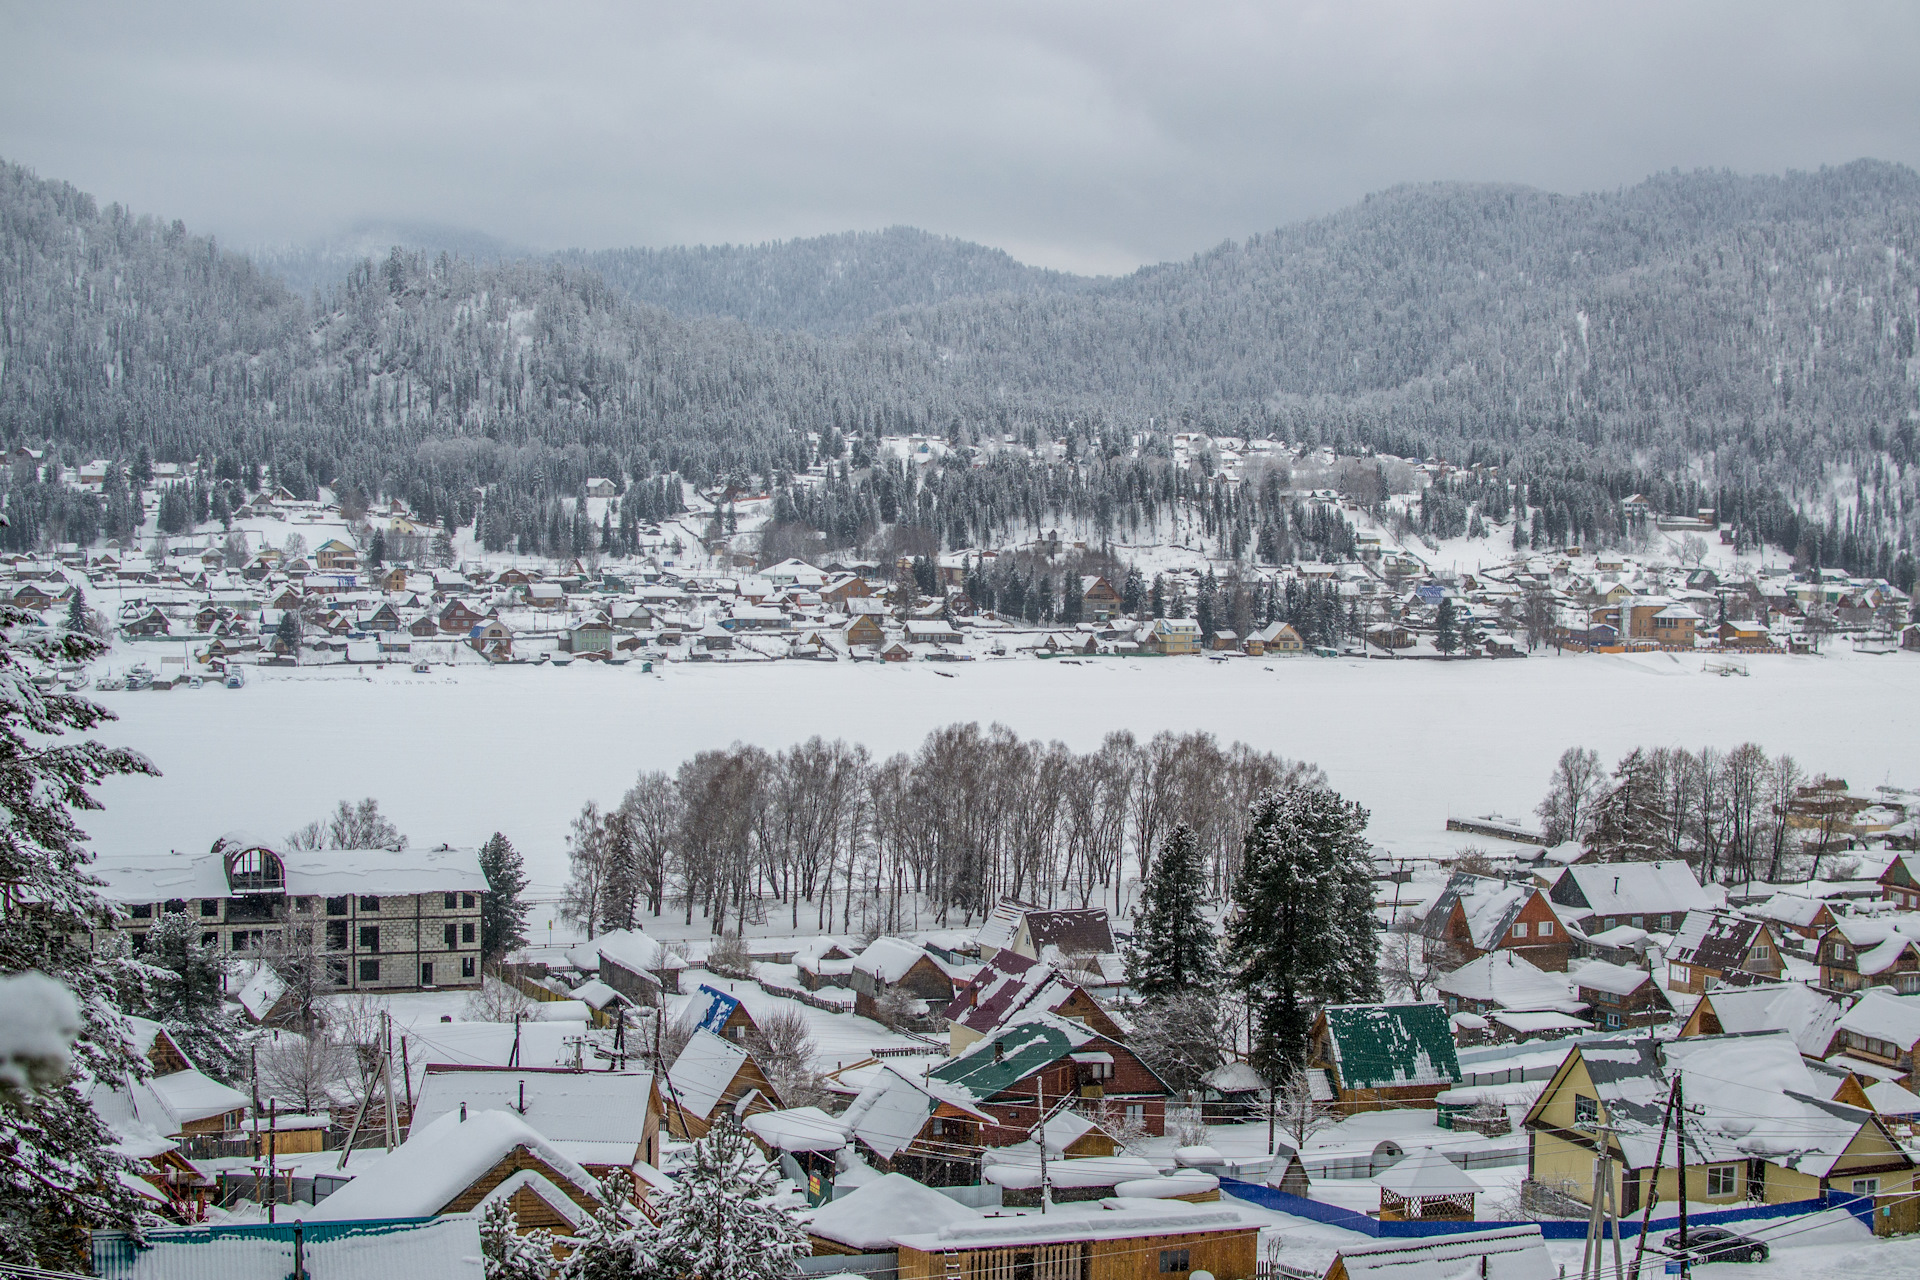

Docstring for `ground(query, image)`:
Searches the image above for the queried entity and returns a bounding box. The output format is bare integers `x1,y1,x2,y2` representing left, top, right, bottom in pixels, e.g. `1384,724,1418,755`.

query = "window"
461,956,476,978
1539,921,1554,936
445,923,458,949
1512,922,1529,938
1605,1012,1621,1028
1574,1095,1599,1128
165,899,187,914
1852,1177,1880,1196
421,963,434,986
201,899,220,917
359,958,380,983
130,903,152,919
1125,1103,1145,1125
462,893,476,909
1159,1250,1190,1274
1751,944,1770,960
327,920,348,950
200,932,218,948
1706,1165,1737,1197
1630,916,1644,929
444,893,458,910
358,895,380,913
326,896,348,916
359,925,380,953
462,923,475,944
327,958,349,986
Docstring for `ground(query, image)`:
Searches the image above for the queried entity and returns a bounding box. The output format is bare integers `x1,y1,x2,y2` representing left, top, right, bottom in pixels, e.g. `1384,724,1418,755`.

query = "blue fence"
1220,1177,1852,1241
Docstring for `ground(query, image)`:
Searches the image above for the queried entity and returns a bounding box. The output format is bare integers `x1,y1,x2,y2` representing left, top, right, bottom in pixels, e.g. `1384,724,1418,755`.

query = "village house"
1306,1003,1462,1112
1818,917,1920,993
1679,981,1845,1059
943,949,1124,1055
1434,950,1586,1025
311,538,358,572
1524,1032,1916,1224
1147,617,1201,654
1825,989,1920,1092
1571,959,1673,1030
1079,575,1124,622
1420,872,1570,970
849,937,959,1025
307,1108,606,1235
1742,892,1840,946
890,1197,1260,1280
1544,860,1713,941
1880,854,1920,911
85,1018,249,1140
1664,910,1785,993
93,837,486,992
410,1066,665,1175
586,928,687,1003
664,1029,783,1140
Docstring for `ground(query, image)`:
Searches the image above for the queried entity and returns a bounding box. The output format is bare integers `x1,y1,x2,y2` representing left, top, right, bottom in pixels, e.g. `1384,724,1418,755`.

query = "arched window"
226,847,285,892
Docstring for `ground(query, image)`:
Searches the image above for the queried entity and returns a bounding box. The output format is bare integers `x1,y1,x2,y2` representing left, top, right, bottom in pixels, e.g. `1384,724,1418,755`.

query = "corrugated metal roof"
91,1216,482,1279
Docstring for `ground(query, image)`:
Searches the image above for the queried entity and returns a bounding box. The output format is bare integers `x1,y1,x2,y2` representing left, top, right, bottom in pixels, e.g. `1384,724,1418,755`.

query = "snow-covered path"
83,648,1920,891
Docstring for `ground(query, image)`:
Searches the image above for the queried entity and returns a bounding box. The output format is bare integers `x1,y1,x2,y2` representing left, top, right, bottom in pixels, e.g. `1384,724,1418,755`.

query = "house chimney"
459,1102,467,1122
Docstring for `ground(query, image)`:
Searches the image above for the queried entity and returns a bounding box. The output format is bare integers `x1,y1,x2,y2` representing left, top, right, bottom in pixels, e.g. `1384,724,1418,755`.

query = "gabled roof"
677,984,745,1038
411,1068,657,1149
1667,910,1768,971
839,1064,996,1159
1333,1227,1554,1280
928,1012,1095,1103
667,1030,753,1122
1549,861,1711,919
1434,951,1581,1013
1023,908,1116,956
307,1108,600,1222
1569,959,1657,998
1689,982,1841,1058
1834,989,1920,1050
803,1173,980,1251
1319,1003,1461,1091
1421,873,1536,950
1744,893,1832,930
854,937,941,984
943,951,1084,1035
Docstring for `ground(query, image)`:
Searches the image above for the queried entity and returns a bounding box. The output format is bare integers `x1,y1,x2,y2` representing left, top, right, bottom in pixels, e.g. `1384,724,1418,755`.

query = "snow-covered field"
82,647,1920,893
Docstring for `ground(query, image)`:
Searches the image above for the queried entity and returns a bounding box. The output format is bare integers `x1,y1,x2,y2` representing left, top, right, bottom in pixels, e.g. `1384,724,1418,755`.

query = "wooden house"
1523,1032,1916,1221
943,949,1124,1055
1880,854,1920,911
1743,892,1839,944
676,982,760,1044
312,539,358,572
468,619,513,659
411,1065,665,1174
664,1029,783,1140
1147,618,1201,654
439,599,485,633
590,928,686,1002
1679,982,1844,1059
1544,860,1711,939
1817,917,1920,993
1826,989,1920,1092
1079,576,1124,622
1572,960,1673,1030
844,614,885,648
891,1198,1259,1280
1420,872,1569,970
306,1108,605,1235
1327,1228,1554,1280
849,937,956,1023
1665,910,1783,993
1307,1004,1461,1113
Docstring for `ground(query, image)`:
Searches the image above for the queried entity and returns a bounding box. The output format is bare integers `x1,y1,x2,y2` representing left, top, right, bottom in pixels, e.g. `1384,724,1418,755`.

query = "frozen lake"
82,649,1920,893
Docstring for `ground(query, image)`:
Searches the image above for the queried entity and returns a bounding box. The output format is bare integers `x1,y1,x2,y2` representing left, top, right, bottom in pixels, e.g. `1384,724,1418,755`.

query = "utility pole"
382,1012,399,1151
1675,1075,1689,1270
1037,1073,1048,1215
1627,1077,1680,1278
1581,1124,1623,1280
266,1097,278,1224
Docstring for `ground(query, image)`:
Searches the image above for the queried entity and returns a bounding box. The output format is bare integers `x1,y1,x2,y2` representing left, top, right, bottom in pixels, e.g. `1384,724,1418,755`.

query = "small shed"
1327,1225,1554,1280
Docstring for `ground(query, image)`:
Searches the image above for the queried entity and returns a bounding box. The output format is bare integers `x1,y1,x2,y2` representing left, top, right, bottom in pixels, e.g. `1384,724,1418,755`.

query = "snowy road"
82,649,1920,891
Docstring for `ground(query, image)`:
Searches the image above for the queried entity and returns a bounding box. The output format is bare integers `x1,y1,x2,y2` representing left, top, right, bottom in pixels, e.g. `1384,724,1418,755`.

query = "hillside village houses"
1,444,1909,677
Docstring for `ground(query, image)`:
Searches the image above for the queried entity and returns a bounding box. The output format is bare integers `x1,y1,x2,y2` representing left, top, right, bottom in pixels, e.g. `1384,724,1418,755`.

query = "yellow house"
1524,1031,1916,1232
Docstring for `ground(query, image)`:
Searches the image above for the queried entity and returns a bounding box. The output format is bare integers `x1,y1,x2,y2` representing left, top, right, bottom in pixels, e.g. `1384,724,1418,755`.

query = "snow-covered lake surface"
83,649,1920,892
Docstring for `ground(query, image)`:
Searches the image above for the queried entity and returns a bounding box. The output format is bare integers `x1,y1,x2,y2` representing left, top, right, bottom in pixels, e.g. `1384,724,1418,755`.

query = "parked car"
1660,1227,1769,1264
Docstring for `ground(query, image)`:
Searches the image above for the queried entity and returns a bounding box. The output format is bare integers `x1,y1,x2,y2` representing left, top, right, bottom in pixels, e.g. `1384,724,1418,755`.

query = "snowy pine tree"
1583,749,1671,863
137,911,247,1082
1127,825,1221,999
654,1114,806,1280
1434,598,1460,654
0,601,161,1270
479,832,531,963
1227,783,1380,1078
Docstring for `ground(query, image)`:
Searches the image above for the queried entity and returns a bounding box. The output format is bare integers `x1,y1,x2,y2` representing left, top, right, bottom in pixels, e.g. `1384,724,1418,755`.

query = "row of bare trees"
561,724,1324,937
1539,741,1840,883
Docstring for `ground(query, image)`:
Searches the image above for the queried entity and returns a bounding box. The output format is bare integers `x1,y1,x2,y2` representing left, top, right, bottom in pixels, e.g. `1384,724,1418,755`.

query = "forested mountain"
558,227,1096,334
249,221,532,296
0,156,1914,578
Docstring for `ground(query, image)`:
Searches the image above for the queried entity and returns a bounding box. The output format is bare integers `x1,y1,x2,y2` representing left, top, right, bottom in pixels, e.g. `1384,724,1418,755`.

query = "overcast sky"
3,1,1917,275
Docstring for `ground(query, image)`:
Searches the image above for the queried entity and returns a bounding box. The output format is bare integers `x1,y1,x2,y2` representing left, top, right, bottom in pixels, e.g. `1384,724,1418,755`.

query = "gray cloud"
3,0,1916,273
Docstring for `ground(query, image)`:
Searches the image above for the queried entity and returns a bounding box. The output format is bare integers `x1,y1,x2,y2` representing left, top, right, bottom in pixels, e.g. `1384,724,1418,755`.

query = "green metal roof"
1323,1003,1461,1091
929,1018,1081,1102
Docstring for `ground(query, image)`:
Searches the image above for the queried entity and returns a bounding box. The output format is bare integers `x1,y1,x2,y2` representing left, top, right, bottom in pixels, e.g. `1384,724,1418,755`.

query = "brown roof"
1024,908,1114,956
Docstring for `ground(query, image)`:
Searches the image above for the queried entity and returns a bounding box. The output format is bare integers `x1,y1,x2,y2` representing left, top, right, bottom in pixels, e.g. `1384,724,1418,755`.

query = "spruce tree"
653,1114,806,1280
64,586,88,634
1227,784,1380,1078
1583,749,1671,863
139,911,247,1082
1434,598,1460,654
1128,825,1221,998
0,600,161,1269
479,832,530,964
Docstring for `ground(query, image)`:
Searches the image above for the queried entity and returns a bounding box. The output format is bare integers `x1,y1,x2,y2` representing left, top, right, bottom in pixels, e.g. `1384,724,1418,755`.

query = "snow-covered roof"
1864,1079,1920,1117
307,1108,600,1222
394,1019,591,1099
838,1064,996,1160
1667,910,1767,971
1201,1061,1268,1094
802,1172,980,1250
1552,861,1710,920
853,937,937,984
891,1198,1258,1251
743,1106,846,1153
411,1068,656,1150
667,1030,750,1122
94,844,486,901
1320,1003,1461,1091
90,1217,485,1280
147,1069,250,1127
1834,988,1920,1050
1434,952,1581,1013
1569,960,1655,997
981,1153,1162,1190
1745,893,1830,930
1332,1227,1554,1280
1692,982,1841,1058
1374,1145,1483,1197
1422,873,1538,951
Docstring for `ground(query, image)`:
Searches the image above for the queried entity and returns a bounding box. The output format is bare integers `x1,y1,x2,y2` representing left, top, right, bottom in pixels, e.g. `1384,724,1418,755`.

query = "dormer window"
225,846,285,893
